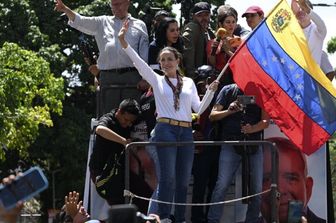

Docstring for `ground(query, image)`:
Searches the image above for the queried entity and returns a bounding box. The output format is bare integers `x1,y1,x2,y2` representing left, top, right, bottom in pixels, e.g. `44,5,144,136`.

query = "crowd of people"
55,0,333,222
2,0,333,222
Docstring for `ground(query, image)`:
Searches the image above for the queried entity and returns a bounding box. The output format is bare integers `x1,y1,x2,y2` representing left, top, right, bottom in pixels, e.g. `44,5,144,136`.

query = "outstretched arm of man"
54,0,76,22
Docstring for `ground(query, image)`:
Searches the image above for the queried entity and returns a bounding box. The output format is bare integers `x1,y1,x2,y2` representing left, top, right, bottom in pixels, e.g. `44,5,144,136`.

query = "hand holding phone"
0,167,49,210
288,200,304,223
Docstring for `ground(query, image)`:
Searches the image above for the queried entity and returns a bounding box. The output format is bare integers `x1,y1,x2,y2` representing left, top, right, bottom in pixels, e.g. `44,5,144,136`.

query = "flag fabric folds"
229,0,336,155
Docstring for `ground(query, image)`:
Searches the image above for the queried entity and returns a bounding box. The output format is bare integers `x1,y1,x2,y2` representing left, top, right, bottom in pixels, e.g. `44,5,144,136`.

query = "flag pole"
215,62,230,82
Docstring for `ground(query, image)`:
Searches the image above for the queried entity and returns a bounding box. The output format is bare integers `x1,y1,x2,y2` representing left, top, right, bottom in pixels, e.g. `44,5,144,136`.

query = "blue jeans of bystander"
207,144,263,223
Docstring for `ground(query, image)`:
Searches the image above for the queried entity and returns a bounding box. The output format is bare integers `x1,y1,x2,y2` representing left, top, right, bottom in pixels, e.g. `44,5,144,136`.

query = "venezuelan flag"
229,0,336,155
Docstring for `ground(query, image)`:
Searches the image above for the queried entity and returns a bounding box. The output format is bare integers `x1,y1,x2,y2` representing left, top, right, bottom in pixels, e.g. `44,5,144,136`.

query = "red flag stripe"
230,45,330,155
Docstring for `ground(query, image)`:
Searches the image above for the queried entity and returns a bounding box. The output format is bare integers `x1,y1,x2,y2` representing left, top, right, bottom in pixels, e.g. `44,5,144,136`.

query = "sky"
173,0,336,69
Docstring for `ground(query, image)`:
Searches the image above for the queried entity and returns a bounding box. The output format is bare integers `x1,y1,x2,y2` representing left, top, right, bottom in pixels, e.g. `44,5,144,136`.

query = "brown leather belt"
101,67,137,74
157,118,192,128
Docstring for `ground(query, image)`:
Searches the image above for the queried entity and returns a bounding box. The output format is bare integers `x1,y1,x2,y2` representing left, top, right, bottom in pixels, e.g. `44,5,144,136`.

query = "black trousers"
98,70,142,116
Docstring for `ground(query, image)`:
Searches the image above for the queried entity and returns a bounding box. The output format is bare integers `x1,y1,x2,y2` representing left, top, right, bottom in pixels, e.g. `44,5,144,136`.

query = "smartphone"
0,167,49,210
237,95,256,105
287,200,304,223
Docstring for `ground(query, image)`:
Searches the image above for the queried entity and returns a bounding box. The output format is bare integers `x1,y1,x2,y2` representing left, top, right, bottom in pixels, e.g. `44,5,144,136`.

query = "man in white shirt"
291,0,327,65
55,0,149,115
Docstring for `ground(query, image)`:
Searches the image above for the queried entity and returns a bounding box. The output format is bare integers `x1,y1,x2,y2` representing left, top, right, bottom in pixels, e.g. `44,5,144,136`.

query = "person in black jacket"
89,98,152,213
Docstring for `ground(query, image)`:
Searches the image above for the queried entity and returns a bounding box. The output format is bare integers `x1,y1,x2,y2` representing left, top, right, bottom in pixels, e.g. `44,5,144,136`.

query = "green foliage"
0,0,241,214
327,37,336,54
29,104,91,208
329,137,336,218
0,42,64,159
0,0,48,50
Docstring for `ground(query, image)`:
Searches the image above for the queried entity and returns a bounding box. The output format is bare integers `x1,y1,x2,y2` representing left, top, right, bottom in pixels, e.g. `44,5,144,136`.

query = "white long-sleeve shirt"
303,10,327,65
123,45,210,122
69,13,148,70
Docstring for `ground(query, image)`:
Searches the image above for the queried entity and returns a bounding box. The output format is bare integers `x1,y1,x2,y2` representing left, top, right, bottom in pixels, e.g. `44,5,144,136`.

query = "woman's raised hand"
118,19,130,49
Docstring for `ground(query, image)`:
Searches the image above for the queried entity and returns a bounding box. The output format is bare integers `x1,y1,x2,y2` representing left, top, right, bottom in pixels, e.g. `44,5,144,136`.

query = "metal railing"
125,140,279,223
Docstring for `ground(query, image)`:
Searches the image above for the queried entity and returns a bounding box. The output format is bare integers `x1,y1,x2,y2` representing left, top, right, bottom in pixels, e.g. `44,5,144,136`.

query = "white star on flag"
294,94,301,101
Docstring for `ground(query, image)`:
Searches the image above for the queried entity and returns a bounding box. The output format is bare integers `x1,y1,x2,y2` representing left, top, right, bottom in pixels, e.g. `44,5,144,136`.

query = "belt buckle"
170,119,178,126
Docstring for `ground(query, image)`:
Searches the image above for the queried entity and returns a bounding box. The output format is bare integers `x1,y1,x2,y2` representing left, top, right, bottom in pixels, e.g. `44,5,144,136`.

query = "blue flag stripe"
245,22,336,134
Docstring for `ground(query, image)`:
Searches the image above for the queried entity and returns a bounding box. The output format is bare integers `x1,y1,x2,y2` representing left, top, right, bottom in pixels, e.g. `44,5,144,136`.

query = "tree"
327,37,336,54
0,0,227,216
0,42,64,159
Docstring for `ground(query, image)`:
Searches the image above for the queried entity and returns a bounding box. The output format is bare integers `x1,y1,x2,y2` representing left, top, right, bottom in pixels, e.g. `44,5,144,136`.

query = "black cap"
192,2,211,15
194,65,215,83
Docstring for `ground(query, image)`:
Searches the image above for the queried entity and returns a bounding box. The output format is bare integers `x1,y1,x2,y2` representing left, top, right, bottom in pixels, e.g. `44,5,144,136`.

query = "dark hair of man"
118,98,141,116
155,17,184,53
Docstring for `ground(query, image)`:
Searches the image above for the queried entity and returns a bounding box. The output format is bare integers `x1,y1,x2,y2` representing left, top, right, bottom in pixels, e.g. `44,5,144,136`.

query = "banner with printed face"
262,120,328,222
232,120,327,223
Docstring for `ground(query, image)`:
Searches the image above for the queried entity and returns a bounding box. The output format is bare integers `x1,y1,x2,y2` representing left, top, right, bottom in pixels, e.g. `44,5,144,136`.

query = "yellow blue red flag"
229,0,336,155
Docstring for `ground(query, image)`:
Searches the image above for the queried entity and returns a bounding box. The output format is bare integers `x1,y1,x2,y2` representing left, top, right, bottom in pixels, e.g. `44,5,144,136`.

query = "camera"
237,95,256,106
108,204,158,223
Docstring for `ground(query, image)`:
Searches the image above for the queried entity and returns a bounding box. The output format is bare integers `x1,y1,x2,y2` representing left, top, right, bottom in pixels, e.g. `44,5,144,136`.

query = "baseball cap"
192,2,211,15
242,6,264,17
154,10,169,19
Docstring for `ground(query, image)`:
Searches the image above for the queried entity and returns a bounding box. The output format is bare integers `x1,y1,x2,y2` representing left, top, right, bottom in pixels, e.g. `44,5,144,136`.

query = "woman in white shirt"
118,20,218,223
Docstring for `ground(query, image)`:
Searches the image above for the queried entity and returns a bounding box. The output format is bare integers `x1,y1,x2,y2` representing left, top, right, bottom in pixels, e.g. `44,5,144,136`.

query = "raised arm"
296,0,327,37
118,20,129,49
54,0,76,22
118,20,158,85
309,10,327,38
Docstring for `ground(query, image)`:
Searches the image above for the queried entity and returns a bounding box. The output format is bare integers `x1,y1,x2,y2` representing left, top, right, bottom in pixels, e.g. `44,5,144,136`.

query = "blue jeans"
154,122,194,223
207,144,263,223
